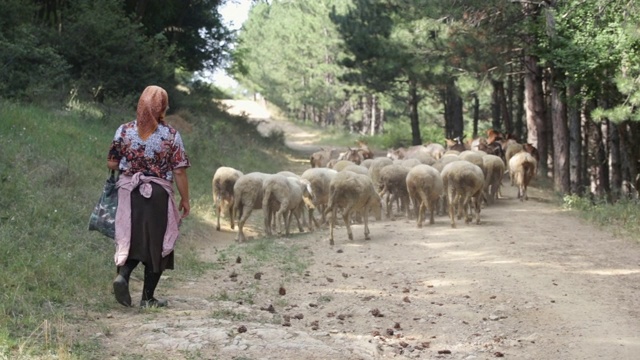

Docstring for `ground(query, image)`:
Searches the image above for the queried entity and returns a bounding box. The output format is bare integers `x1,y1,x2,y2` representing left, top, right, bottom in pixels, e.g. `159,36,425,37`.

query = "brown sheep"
310,148,339,168
406,165,444,228
325,171,382,245
212,166,244,231
441,161,484,228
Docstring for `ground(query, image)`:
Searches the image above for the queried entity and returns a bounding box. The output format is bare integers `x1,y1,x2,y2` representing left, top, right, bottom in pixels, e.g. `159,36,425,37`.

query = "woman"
107,85,190,308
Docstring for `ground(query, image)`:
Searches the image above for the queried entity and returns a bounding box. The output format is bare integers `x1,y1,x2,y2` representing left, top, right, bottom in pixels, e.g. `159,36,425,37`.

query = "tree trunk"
609,122,622,200
516,72,525,141
500,81,513,135
524,54,548,177
371,95,377,136
445,79,464,140
568,85,582,195
491,80,502,131
472,93,479,139
507,71,515,135
409,80,421,145
551,70,569,193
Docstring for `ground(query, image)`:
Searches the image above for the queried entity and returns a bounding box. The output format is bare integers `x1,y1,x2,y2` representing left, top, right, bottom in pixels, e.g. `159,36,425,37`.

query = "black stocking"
142,265,162,301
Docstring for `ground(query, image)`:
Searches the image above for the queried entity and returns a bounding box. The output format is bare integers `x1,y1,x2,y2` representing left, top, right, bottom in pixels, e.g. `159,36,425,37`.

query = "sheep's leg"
216,202,222,231
343,206,354,241
237,207,253,243
463,196,472,224
417,201,426,228
363,208,371,240
448,190,457,228
263,205,272,236
474,193,482,224
229,201,236,229
428,198,436,225
329,208,337,246
292,207,304,233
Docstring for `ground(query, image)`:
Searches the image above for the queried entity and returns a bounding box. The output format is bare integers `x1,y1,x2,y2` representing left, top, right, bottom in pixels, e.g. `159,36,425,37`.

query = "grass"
0,98,294,358
563,194,640,240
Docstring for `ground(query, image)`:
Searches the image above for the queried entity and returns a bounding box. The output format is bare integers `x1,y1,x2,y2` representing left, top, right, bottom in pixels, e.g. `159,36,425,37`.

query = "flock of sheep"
212,131,539,245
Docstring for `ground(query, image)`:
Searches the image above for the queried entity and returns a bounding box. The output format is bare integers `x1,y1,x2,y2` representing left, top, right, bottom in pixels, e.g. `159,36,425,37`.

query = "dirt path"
92,114,640,360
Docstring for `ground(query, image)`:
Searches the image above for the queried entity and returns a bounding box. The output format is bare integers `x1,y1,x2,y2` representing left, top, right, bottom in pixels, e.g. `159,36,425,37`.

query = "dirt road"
94,112,640,360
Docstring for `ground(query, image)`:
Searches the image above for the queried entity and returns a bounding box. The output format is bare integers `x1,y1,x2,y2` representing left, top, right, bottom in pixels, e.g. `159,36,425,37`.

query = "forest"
3,0,640,201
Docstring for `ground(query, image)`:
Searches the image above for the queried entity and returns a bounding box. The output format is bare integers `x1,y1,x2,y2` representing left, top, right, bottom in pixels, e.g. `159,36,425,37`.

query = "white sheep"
482,154,506,204
406,164,444,228
212,166,244,231
423,143,445,160
300,167,338,229
509,151,537,201
340,164,370,175
262,174,313,236
441,161,484,228
232,172,273,242
325,171,382,245
368,157,393,191
378,164,411,219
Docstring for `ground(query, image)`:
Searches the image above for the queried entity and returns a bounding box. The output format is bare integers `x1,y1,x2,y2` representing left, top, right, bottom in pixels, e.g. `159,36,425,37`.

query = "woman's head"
137,85,169,140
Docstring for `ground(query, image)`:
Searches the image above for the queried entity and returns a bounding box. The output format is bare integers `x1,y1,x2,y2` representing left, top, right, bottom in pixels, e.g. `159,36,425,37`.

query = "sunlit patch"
581,268,640,276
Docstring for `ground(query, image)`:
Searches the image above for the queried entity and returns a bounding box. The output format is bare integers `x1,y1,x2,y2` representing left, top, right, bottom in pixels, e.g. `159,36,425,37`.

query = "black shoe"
113,274,132,307
140,298,168,308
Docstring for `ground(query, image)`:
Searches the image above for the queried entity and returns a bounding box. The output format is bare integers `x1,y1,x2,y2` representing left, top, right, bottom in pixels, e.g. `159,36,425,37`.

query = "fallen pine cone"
238,325,247,333
279,286,286,296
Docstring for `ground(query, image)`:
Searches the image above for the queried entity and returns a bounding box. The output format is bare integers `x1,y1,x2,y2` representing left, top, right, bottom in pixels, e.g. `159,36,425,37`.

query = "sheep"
406,165,444,228
331,159,356,172
445,136,469,152
432,153,460,173
338,147,364,165
356,140,375,160
509,151,537,201
400,158,422,168
212,166,244,231
325,171,382,245
277,170,315,229
300,167,338,228
504,142,524,181
232,172,273,242
386,145,430,160
423,143,445,160
262,175,313,236
340,164,370,176
361,158,374,169
441,161,484,228
482,154,506,204
368,157,393,191
378,164,411,219
407,152,437,166
310,147,339,168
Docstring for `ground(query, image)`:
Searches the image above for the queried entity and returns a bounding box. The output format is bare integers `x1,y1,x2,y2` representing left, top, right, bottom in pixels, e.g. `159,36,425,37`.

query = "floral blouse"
108,121,190,181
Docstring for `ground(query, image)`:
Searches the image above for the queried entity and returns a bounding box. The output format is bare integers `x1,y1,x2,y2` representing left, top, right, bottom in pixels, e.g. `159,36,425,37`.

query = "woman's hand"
174,167,190,219
179,197,190,219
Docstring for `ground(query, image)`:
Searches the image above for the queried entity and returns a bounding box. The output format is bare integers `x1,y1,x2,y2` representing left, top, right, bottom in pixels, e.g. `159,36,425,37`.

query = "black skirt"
128,182,174,272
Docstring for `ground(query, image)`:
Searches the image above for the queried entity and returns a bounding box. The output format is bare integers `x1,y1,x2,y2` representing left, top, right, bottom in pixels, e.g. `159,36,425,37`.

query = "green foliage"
0,1,69,100
234,0,353,121
123,0,231,73
54,0,176,101
563,195,640,239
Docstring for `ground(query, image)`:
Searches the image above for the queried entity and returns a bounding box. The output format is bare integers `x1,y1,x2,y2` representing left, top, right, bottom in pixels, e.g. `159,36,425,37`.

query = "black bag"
88,170,119,239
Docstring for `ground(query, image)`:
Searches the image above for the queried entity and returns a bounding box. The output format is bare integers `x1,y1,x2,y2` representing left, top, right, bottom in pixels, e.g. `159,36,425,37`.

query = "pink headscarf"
136,85,168,140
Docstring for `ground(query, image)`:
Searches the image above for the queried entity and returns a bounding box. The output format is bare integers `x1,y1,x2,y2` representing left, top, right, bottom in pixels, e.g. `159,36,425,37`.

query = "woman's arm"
173,167,190,218
107,160,119,171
